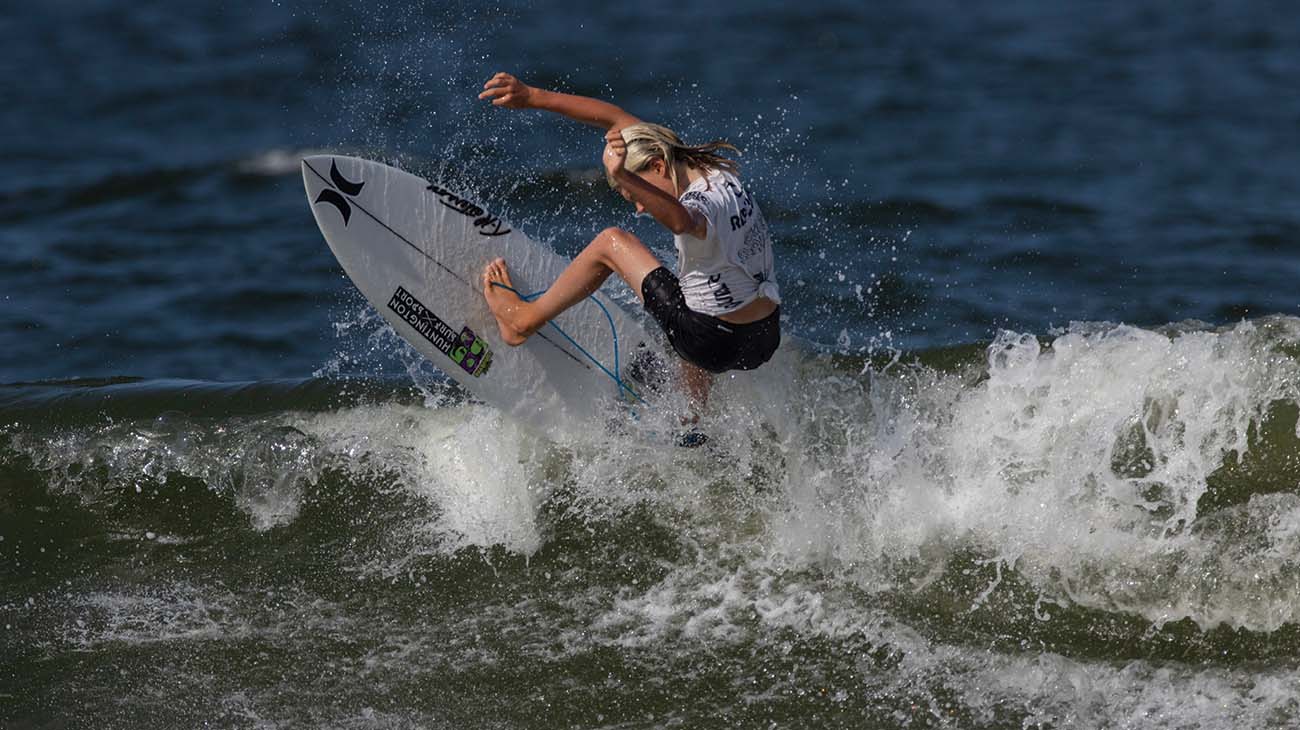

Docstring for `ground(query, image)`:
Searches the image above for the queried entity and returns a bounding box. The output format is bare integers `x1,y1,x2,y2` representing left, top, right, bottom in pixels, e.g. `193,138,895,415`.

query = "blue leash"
490,282,647,406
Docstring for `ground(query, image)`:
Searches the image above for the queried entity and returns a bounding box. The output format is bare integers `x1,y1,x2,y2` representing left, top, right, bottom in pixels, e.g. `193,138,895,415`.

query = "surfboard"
302,155,670,434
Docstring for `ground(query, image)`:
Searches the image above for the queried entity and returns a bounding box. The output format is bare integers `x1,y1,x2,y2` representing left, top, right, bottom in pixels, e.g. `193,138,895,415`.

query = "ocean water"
4,1,1300,728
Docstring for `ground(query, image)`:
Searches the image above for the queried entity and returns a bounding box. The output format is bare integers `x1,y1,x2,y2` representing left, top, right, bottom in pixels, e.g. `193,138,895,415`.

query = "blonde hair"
609,122,740,193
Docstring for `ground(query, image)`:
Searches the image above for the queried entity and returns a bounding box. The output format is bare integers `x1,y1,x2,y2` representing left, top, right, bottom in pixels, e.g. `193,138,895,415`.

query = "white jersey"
674,170,779,317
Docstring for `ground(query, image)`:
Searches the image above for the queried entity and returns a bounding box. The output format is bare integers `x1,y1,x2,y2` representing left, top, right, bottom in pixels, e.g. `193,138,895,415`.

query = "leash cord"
489,282,647,405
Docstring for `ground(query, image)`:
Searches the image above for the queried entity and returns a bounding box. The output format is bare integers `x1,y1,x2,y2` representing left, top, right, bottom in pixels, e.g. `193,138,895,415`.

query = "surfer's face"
617,187,647,215
618,158,678,212
616,187,642,213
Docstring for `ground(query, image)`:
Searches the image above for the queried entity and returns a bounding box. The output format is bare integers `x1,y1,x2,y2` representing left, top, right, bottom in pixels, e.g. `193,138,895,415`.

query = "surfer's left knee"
595,226,641,248
591,227,650,267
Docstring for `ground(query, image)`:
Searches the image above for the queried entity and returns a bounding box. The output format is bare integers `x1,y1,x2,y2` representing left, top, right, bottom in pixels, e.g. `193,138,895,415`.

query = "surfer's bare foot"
482,258,532,346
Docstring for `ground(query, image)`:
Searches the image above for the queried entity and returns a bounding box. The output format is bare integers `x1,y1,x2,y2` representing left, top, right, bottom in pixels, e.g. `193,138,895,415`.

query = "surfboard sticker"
312,160,366,225
425,182,512,237
387,286,492,377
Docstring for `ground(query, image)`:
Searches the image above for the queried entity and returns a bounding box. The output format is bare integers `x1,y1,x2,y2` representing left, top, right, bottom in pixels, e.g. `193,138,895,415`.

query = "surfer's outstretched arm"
479,72,640,131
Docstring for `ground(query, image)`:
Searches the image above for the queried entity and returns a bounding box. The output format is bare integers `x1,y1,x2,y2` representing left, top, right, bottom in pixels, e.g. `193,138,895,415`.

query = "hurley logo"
314,160,365,225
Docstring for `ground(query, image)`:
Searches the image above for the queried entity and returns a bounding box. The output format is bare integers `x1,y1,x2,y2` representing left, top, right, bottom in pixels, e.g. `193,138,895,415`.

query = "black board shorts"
640,266,780,374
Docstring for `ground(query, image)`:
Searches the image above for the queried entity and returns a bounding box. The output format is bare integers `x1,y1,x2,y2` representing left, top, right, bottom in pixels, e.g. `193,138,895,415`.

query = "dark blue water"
5,2,1300,728
5,1,1297,381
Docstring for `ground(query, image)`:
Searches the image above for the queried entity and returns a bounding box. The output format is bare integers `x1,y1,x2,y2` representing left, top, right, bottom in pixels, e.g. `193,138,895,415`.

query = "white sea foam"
235,148,329,176
10,318,1300,634
15,318,1300,631
11,415,326,532
294,403,545,555
571,552,1300,728
10,318,1300,729
766,317,1300,631
65,583,243,649
8,398,547,555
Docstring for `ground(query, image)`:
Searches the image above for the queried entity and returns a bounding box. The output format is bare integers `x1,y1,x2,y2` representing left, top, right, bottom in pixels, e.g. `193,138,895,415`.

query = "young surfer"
478,72,780,411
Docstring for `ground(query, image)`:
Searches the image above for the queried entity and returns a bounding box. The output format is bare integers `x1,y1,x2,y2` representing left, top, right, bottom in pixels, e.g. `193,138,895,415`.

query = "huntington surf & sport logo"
387,286,493,377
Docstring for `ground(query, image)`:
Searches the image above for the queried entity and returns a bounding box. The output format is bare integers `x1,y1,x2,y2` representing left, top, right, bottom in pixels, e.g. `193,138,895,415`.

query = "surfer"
478,72,780,411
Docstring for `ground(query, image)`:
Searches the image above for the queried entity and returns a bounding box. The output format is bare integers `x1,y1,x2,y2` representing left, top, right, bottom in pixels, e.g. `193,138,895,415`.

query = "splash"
772,317,1300,631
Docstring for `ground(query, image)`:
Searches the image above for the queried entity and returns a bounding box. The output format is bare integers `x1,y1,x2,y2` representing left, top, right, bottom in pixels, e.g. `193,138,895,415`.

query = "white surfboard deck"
302,155,670,434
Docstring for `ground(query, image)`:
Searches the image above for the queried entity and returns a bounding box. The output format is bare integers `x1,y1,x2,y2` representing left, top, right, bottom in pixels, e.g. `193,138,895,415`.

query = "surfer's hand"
479,72,533,109
602,128,628,178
